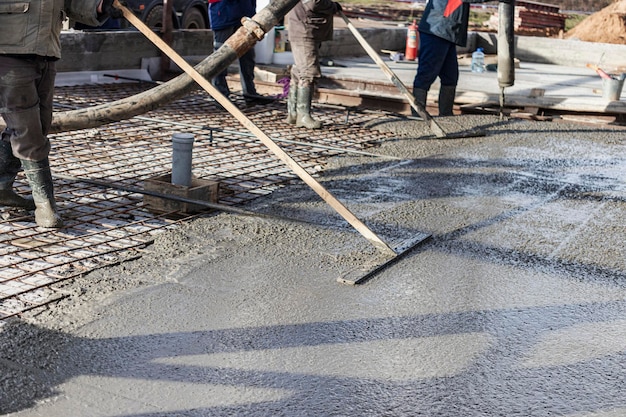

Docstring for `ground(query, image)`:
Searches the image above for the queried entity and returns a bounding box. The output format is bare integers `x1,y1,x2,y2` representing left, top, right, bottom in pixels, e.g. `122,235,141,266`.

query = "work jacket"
209,0,256,31
287,0,338,42
0,0,105,59
418,0,470,46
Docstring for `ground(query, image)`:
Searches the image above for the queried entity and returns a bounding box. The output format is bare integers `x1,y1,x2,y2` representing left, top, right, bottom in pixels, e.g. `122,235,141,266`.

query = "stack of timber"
488,0,566,35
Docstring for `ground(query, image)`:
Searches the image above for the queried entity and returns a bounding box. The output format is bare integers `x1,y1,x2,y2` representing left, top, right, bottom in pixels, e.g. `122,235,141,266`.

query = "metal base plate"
337,232,432,285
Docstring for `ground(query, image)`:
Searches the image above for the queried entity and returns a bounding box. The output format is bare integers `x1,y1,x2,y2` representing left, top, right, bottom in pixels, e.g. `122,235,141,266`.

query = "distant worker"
285,0,342,129
0,0,120,228
209,0,274,106
412,0,475,116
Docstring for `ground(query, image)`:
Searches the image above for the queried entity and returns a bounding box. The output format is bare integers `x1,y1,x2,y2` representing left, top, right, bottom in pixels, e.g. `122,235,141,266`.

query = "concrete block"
475,32,626,70
59,30,213,72
321,27,406,58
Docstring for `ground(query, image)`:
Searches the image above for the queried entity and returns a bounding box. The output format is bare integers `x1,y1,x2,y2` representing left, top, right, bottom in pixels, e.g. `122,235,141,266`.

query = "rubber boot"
438,85,456,116
296,83,322,129
285,81,297,125
21,158,63,228
0,135,35,209
411,87,428,117
243,93,275,106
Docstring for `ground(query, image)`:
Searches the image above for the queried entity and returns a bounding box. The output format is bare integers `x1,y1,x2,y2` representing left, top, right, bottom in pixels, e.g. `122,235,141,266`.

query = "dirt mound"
565,0,626,44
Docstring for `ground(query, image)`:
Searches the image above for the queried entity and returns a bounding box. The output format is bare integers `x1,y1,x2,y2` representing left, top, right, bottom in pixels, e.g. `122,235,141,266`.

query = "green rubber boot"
411,87,428,117
21,158,63,228
438,85,457,116
285,80,297,125
296,83,322,129
0,136,35,209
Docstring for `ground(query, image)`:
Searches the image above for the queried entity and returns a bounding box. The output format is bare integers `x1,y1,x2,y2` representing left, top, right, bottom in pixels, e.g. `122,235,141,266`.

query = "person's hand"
100,0,124,19
334,2,342,13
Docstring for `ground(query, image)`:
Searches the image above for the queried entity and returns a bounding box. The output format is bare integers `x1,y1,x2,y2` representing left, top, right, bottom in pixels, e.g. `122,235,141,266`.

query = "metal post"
498,0,516,114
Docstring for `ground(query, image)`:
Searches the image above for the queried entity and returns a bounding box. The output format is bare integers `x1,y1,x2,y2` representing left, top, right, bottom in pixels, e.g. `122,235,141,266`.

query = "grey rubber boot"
21,158,63,228
285,80,297,125
438,85,457,116
411,87,428,117
296,83,322,129
0,135,35,209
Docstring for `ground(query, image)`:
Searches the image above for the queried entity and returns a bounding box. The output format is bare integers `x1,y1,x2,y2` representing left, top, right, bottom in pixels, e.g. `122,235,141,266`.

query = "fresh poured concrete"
2,113,626,416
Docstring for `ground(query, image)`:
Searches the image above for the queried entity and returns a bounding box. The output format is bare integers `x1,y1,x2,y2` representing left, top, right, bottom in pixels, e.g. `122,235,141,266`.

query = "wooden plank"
454,90,626,115
524,88,545,114
143,174,219,216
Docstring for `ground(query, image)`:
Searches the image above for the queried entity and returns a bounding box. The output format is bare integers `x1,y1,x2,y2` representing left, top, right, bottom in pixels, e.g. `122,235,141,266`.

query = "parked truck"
123,0,209,29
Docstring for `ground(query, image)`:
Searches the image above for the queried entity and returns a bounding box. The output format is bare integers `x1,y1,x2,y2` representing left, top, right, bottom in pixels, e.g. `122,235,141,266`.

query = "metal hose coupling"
241,17,266,41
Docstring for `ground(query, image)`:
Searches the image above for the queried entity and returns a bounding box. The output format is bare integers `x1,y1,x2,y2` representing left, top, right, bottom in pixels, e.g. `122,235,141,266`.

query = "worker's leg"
239,47,257,96
291,39,322,129
211,26,236,97
0,130,34,209
412,32,455,116
284,71,298,125
438,44,460,116
0,56,62,227
21,157,63,228
239,47,274,105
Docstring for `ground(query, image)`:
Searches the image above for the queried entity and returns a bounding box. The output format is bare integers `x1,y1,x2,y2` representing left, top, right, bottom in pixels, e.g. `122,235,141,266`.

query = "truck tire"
144,5,165,28
182,7,206,29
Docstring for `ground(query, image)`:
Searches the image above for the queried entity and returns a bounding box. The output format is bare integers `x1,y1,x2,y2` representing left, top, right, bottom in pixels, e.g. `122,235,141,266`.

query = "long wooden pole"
337,11,447,138
114,0,396,257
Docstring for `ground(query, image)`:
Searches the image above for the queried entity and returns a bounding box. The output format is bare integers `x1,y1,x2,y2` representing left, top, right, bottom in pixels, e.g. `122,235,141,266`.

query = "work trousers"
0,55,55,162
212,25,257,96
289,38,321,86
412,32,459,90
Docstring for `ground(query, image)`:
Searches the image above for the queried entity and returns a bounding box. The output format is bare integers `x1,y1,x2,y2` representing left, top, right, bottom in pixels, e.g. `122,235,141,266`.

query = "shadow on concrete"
3,120,626,415
258,150,626,285
2,296,626,416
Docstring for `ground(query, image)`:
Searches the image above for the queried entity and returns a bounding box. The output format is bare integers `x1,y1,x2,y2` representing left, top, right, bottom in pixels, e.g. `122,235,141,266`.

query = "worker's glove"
334,2,342,13
101,0,124,19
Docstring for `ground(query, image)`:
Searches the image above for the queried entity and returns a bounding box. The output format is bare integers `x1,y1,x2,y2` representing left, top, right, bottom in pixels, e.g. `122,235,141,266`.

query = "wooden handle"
586,63,612,80
338,11,447,138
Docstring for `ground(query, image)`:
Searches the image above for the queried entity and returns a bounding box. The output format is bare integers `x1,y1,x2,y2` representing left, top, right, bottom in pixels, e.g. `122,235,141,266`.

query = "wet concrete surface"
2,115,626,416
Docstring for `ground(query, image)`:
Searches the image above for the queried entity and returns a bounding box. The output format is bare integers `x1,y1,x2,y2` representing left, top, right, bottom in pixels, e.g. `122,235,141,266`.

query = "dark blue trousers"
212,24,257,97
412,32,459,90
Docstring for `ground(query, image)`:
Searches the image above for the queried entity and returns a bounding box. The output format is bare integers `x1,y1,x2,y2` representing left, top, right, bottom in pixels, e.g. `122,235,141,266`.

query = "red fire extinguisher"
405,19,418,61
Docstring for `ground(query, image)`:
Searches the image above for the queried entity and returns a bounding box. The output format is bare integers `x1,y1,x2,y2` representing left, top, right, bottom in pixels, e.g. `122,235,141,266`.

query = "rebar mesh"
0,82,398,321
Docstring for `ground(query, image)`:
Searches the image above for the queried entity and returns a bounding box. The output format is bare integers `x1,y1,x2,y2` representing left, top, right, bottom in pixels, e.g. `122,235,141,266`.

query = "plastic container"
272,51,294,65
254,0,274,64
254,27,275,65
471,48,485,73
602,77,624,101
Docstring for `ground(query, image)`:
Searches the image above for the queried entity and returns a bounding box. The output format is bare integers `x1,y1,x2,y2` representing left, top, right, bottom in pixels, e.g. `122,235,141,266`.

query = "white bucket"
602,77,625,101
254,0,274,65
255,28,275,65
272,51,294,66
